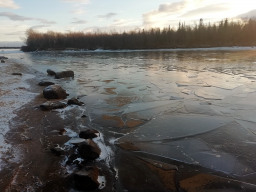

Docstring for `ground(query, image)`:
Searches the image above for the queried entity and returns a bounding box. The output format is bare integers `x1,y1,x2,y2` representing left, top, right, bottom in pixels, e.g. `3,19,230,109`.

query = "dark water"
3,48,256,184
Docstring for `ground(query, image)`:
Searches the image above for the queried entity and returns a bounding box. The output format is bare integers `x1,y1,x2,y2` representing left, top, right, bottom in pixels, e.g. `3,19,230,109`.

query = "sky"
0,0,255,46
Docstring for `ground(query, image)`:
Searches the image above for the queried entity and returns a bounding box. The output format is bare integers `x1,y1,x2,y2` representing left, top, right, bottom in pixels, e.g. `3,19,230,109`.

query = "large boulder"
43,85,67,99
73,166,100,191
79,129,99,139
55,70,74,79
77,139,101,160
40,101,67,111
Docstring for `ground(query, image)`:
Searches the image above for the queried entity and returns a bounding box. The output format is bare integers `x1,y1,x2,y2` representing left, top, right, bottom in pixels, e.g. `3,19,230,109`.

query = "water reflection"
4,48,256,183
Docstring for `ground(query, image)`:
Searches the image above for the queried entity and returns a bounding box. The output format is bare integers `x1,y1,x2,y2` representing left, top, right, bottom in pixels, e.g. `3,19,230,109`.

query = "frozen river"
2,47,256,185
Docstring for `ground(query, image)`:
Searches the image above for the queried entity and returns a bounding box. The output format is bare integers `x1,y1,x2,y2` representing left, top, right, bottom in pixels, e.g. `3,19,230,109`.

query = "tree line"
21,18,256,52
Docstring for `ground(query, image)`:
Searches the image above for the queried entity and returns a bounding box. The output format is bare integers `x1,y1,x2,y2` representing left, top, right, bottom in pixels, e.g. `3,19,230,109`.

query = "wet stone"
38,81,55,86
11,72,22,76
79,129,99,139
72,166,100,191
43,85,67,100
46,69,56,76
1,60,5,63
67,98,84,106
55,70,74,79
40,101,67,111
77,139,101,160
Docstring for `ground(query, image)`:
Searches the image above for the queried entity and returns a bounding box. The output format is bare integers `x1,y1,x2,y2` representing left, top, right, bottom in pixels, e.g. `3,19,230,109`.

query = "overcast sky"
0,0,255,45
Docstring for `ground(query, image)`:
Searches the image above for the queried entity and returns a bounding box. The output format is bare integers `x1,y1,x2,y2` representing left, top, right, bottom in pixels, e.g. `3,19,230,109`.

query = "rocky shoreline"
1,56,256,191
0,59,114,191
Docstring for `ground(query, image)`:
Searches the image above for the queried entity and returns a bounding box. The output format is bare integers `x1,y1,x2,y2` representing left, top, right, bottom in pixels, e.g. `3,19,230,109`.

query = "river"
1,47,256,191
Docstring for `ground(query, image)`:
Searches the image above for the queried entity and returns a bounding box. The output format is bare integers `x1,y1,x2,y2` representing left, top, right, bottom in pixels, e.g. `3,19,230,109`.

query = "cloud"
72,7,85,15
142,0,235,28
0,0,19,9
158,1,188,13
61,0,89,4
142,1,189,27
71,18,87,24
37,19,56,25
182,3,229,17
97,12,117,19
0,12,32,21
30,25,51,29
0,12,56,24
238,9,256,19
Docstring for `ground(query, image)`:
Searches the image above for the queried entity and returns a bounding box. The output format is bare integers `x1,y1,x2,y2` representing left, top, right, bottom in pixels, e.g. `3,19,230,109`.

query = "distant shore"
21,18,256,52
0,47,21,49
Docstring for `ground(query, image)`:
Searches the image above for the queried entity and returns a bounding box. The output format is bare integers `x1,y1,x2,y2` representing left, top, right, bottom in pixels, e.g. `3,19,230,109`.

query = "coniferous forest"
21,19,256,52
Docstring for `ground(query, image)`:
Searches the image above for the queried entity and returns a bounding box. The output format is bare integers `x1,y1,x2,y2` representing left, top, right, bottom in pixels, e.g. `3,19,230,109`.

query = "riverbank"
1,53,256,191
0,59,114,191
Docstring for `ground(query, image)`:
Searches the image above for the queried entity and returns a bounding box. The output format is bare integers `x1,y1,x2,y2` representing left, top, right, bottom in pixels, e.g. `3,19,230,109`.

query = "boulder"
67,98,84,106
77,139,101,160
43,85,67,99
1,60,5,63
47,69,56,76
55,70,74,79
79,129,99,139
73,166,100,191
38,81,55,86
11,73,22,76
40,101,67,111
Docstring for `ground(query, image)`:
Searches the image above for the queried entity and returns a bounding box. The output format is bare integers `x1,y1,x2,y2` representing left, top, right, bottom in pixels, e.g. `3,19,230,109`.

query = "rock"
50,146,65,156
81,114,87,118
11,73,22,76
0,56,8,60
1,60,5,63
77,139,101,160
79,129,99,139
55,70,74,79
73,166,100,191
59,128,66,135
43,85,67,99
47,69,56,76
40,101,67,111
38,81,55,86
67,98,84,106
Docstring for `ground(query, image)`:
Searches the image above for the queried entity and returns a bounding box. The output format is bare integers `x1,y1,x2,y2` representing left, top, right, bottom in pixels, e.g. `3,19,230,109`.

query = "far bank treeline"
21,18,256,51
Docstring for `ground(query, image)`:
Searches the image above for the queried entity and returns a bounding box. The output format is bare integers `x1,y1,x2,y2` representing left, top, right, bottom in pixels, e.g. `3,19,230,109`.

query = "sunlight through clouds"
143,0,255,29
0,0,19,9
